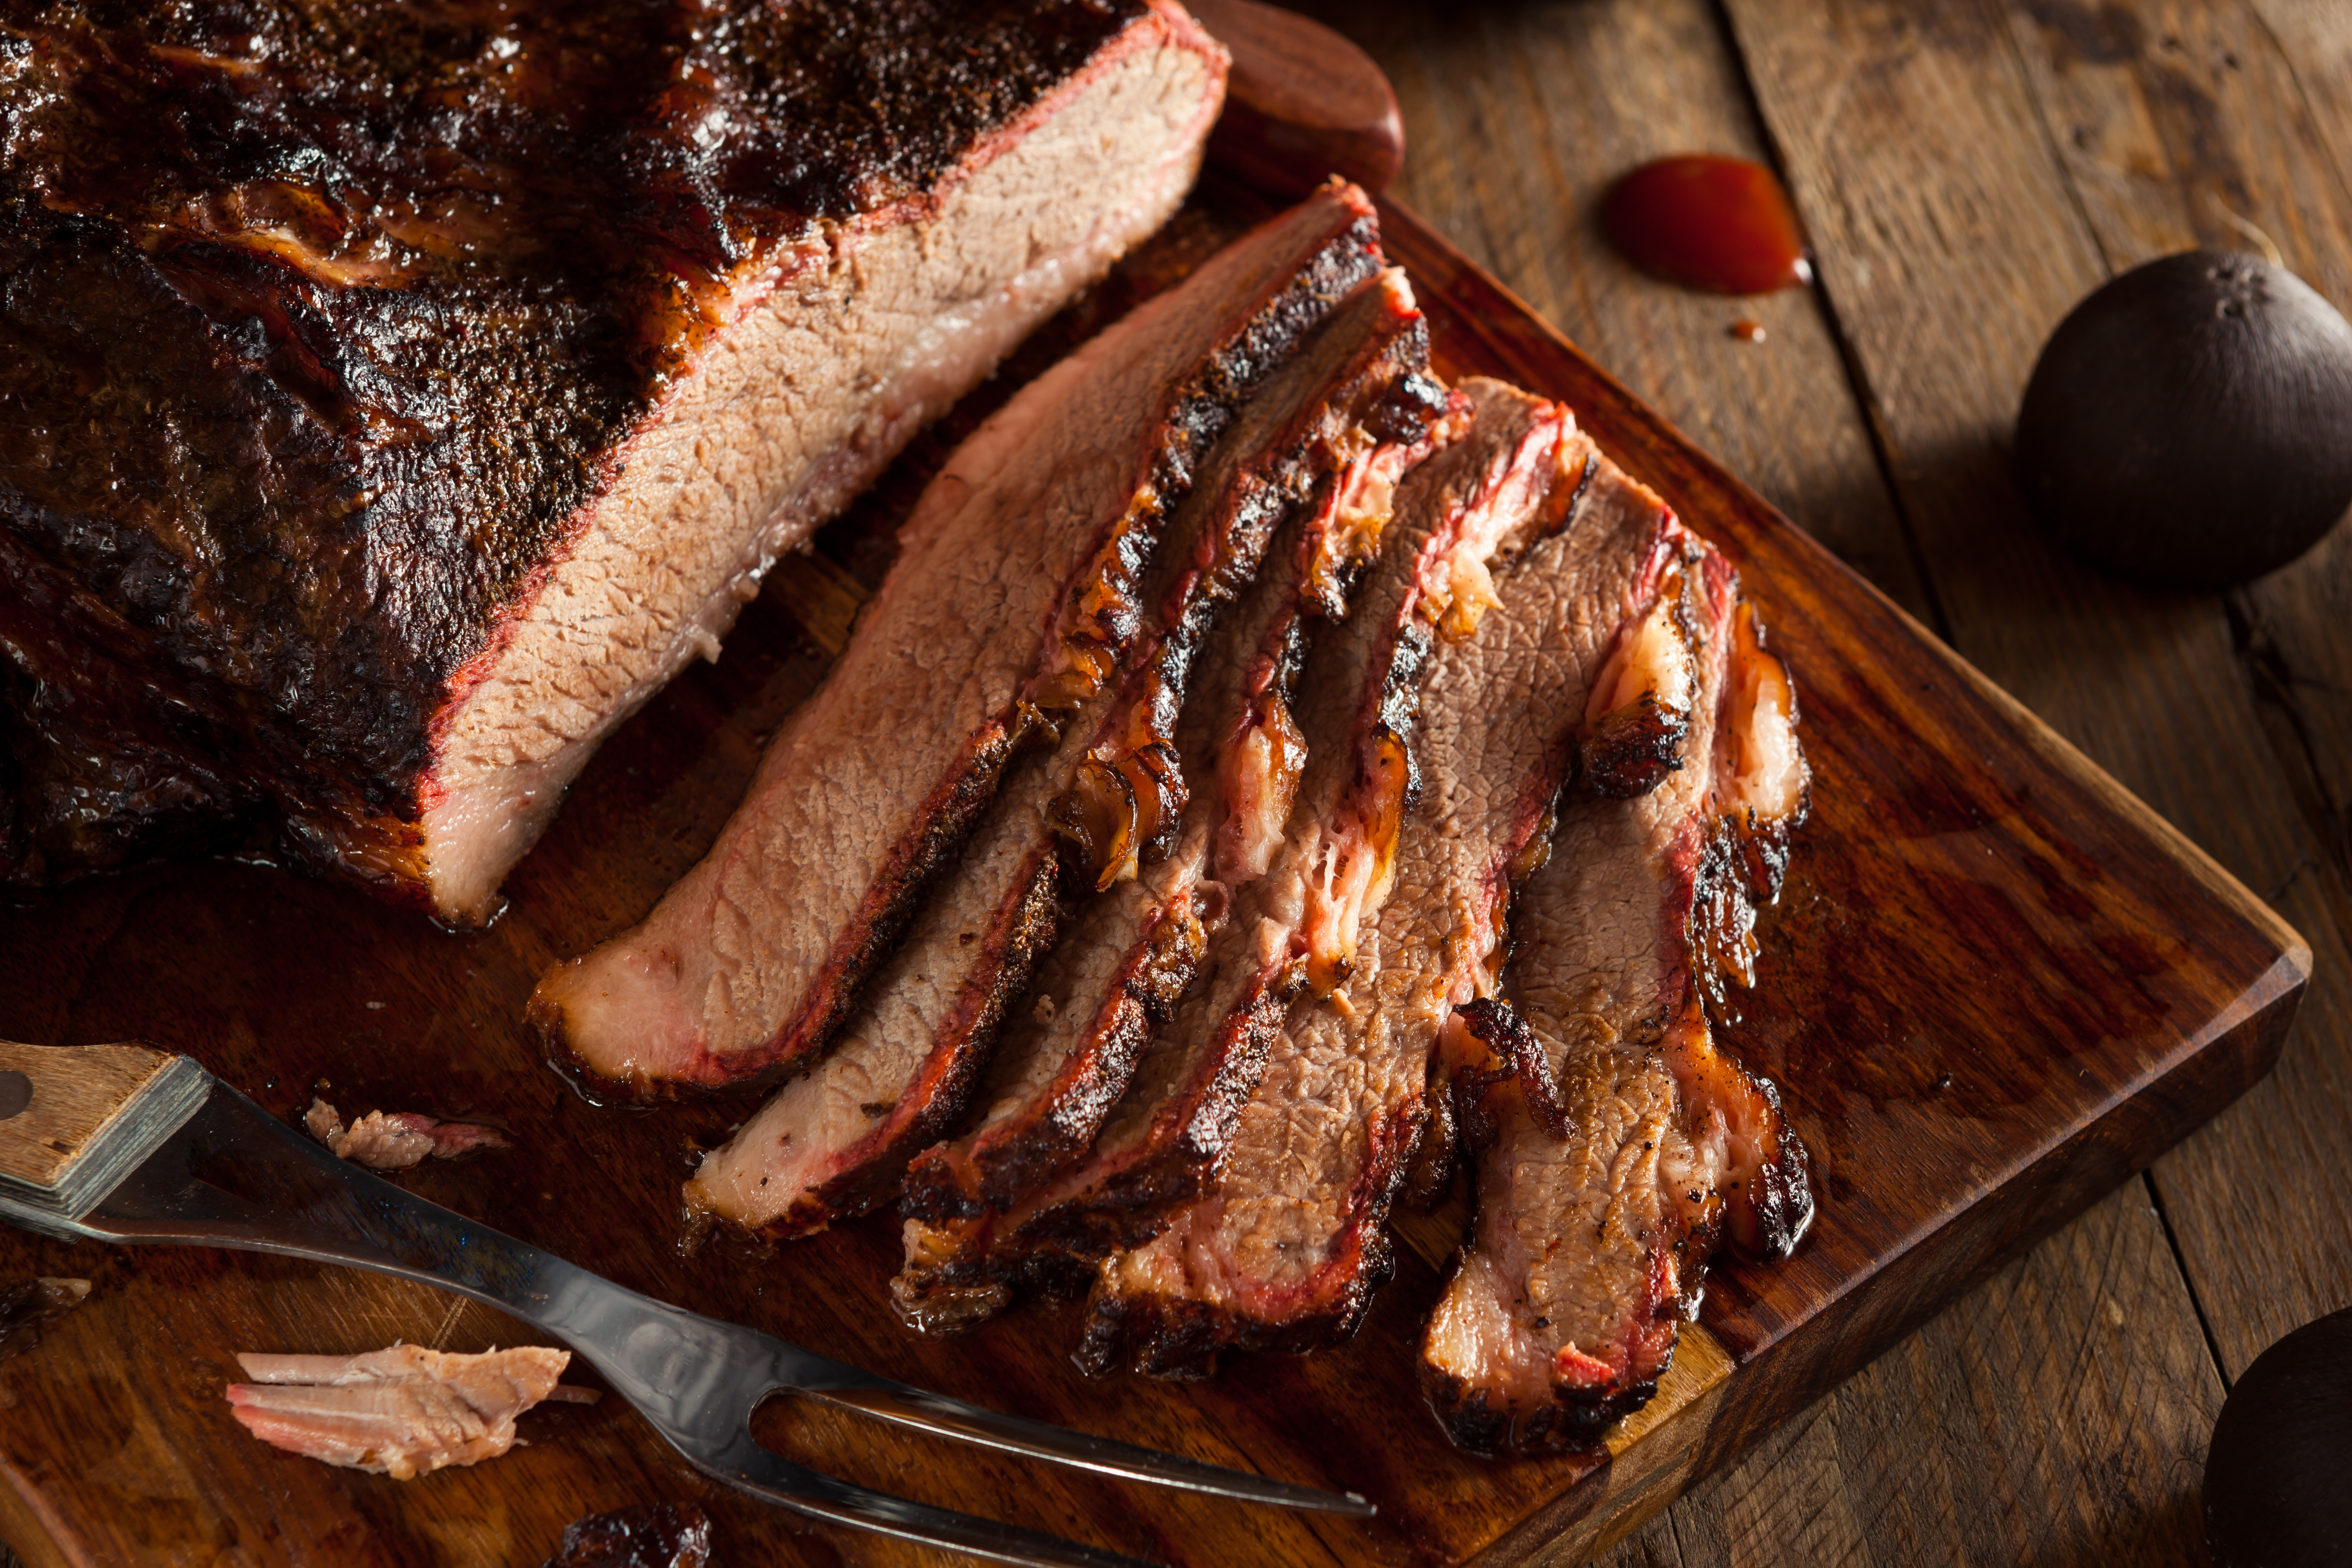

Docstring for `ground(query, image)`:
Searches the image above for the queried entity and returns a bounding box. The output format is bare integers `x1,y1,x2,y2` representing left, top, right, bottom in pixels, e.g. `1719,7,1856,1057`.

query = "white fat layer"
1592,583,1695,722
1717,607,1807,823
1220,697,1305,883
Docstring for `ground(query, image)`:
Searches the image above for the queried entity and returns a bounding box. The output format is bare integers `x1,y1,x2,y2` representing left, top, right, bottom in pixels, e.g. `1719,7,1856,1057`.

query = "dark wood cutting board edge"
0,188,2306,1568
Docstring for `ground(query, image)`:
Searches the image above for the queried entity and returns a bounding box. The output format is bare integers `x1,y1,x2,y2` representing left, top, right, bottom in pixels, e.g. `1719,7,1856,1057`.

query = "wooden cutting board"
0,176,2304,1568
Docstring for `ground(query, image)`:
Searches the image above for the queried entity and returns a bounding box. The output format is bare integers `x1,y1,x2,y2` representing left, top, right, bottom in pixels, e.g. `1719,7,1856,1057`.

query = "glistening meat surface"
0,2,1226,922
967,374,1560,1293
893,517,1322,1328
1420,513,1812,1455
888,274,1448,1325
532,184,1386,1096
1081,387,1687,1377
683,267,1445,1240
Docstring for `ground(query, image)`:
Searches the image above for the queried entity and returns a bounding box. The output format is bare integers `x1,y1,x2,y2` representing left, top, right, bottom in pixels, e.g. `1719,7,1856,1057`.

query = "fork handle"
0,1042,210,1221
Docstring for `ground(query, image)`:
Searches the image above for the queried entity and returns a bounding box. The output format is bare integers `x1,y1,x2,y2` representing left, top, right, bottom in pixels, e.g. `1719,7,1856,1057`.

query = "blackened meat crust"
1581,694,1690,799
0,0,1148,885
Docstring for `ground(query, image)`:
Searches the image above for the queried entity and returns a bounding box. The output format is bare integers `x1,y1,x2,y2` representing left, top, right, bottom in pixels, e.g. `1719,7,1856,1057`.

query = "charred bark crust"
0,0,1150,885
1580,691,1690,799
1417,1355,1669,1459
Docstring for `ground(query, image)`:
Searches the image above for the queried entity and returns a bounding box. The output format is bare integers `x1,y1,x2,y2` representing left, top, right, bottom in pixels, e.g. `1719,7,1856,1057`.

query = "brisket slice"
890,511,1330,1328
681,750,1068,1241
531,183,1386,1096
0,2,1226,923
683,268,1443,1239
1081,399,1686,1379
888,277,1444,1230
967,378,1568,1291
890,510,1341,1330
1419,522,1813,1456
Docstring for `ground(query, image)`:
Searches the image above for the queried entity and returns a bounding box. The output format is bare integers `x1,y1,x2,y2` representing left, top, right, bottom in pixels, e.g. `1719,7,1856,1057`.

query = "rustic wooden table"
1274,0,2352,1562
0,7,2340,1566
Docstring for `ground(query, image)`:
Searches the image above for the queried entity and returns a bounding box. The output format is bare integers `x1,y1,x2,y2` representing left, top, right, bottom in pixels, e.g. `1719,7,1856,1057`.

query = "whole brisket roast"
0,0,1226,921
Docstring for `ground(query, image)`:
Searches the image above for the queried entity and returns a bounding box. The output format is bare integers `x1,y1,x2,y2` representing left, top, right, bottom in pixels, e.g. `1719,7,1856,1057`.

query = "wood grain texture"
1281,0,1933,622
1305,2,2284,1560
1388,202,2299,1565
1697,0,2352,1553
0,181,2295,1565
1975,0,2352,1381
0,13,2317,1561
0,1044,175,1194
1624,1184,2222,1568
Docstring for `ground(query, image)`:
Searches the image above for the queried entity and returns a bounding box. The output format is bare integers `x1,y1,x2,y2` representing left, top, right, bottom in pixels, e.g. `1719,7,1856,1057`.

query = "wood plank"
1378,201,2298,1566
1663,1185,2219,1567
1591,1510,1685,1568
1982,0,2352,1381
1694,0,2348,1556
1281,0,1935,622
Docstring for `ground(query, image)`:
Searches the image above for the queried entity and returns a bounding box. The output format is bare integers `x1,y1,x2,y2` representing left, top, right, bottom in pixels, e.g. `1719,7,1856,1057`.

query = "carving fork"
0,1042,1372,1567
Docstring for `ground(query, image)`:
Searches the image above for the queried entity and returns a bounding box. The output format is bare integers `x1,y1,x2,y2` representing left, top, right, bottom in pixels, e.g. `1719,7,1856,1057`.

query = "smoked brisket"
0,1,1227,921
1080,382,1614,1376
531,183,1385,1095
1420,509,1812,1455
685,266,1445,1239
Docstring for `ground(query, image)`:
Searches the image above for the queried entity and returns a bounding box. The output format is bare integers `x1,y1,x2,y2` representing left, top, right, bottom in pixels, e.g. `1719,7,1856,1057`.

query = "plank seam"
1700,0,1957,648
2139,1169,2233,1394
2223,594,2352,896
1987,0,2121,278
1663,1496,1696,1568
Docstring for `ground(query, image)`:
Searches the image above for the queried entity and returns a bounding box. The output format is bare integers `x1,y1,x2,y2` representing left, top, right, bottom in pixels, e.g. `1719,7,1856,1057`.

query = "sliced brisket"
963,376,1561,1294
531,184,1387,1096
0,2,1227,922
681,749,1067,1240
684,267,1446,1239
1419,512,1812,1455
1081,383,1638,1377
892,490,1324,1330
893,491,1377,1326
888,270,1441,1220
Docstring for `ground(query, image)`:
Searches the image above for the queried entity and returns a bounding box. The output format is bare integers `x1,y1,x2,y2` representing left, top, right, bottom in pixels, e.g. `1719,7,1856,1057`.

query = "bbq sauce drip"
1601,156,1808,296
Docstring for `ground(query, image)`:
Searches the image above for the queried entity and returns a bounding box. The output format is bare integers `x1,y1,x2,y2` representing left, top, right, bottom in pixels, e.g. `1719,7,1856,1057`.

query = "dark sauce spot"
1601,155,1809,296
542,1501,712,1568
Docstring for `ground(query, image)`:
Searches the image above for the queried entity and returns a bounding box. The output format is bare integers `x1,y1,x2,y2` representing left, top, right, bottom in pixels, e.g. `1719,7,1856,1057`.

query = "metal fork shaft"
814,1385,1372,1516
44,1079,1368,1565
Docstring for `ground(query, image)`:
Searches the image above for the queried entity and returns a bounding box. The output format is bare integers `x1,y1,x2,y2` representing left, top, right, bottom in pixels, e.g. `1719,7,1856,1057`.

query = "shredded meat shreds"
544,1503,712,1568
226,1344,573,1480
305,1099,509,1171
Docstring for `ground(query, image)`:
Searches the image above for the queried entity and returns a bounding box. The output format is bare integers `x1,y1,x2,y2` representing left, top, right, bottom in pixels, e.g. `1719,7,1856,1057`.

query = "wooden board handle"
1189,0,1406,199
0,1042,210,1220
